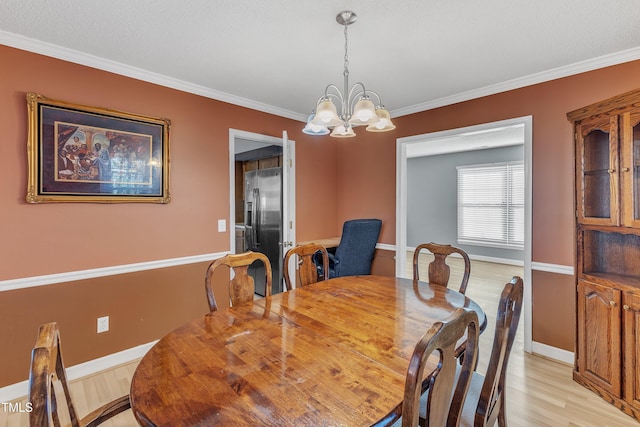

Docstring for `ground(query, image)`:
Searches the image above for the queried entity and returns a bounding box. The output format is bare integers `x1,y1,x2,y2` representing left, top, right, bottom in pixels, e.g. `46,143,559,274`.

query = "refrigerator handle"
245,201,253,251
253,187,260,248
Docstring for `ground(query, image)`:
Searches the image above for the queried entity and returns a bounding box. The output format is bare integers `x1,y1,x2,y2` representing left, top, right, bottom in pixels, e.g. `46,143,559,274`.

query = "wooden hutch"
568,88,640,421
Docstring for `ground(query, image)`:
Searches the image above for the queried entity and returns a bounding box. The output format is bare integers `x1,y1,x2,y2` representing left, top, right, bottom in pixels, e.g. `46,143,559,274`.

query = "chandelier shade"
310,99,342,127
302,112,330,135
304,11,395,138
366,108,397,132
349,96,378,126
330,124,356,138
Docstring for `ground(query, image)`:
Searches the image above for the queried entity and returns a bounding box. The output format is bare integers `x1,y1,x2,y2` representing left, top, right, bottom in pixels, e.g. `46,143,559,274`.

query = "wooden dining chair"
413,242,471,294
400,307,480,427
283,243,329,290
458,276,524,427
205,251,272,312
29,322,131,427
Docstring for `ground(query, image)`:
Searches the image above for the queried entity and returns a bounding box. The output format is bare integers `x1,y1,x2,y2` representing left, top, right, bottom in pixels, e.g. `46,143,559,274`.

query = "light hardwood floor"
2,258,639,426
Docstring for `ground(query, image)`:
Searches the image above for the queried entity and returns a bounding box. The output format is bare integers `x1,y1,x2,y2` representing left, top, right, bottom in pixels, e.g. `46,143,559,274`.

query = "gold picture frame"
26,93,171,203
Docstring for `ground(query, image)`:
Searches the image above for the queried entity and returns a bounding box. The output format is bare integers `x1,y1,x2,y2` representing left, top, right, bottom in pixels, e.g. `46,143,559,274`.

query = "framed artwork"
26,93,171,203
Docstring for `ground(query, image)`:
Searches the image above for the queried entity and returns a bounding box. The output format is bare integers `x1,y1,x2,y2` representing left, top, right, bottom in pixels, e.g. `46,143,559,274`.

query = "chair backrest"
283,243,329,290
474,276,524,427
402,308,480,427
29,322,131,427
333,218,382,277
413,242,471,294
205,251,272,311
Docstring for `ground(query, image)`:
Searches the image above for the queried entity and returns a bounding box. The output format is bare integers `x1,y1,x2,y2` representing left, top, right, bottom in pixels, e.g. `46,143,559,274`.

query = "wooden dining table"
129,275,486,427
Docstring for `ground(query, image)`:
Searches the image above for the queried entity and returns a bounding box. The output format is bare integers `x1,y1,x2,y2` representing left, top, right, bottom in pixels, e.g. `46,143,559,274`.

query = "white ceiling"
1,1,639,122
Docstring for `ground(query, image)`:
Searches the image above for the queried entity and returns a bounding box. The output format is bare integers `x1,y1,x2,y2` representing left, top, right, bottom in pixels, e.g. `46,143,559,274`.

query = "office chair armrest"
327,252,339,265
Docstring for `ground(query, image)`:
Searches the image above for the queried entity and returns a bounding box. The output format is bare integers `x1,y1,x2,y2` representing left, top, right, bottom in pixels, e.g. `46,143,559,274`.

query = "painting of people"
26,93,170,203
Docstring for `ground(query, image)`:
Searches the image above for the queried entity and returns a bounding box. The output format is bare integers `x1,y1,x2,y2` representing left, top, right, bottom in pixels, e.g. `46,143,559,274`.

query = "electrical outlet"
218,219,226,232
97,316,109,333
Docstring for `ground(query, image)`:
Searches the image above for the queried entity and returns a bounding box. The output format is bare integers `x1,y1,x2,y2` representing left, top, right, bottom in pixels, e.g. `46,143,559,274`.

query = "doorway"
395,116,533,352
229,129,296,295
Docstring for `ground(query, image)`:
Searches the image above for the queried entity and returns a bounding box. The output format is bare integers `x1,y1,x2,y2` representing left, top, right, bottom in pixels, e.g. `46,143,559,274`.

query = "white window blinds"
457,161,524,249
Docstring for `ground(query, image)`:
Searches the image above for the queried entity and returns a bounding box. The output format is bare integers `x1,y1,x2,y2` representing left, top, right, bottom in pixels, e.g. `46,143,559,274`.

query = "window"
457,161,524,249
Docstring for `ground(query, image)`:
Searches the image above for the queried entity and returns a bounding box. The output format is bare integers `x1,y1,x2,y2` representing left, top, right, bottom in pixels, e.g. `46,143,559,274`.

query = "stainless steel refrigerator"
244,167,283,296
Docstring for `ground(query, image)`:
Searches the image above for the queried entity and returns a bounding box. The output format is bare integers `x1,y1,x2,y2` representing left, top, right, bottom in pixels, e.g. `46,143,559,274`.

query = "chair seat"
458,372,486,427
393,368,484,427
391,365,486,427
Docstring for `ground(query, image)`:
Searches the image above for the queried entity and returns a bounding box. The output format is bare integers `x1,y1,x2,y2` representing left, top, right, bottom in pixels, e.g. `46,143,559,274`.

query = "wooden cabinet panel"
577,280,621,396
624,291,640,408
259,156,280,169
621,112,640,228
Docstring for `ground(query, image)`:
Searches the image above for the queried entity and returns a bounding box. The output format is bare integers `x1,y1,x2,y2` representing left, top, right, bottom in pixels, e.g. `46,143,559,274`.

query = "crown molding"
391,46,640,118
0,30,307,122
3,30,640,126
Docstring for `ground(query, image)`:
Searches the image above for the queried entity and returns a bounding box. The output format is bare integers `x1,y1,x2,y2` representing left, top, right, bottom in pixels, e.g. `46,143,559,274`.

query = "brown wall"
333,60,640,352
532,270,576,351
3,263,211,380
0,45,340,280
0,45,340,386
371,249,396,277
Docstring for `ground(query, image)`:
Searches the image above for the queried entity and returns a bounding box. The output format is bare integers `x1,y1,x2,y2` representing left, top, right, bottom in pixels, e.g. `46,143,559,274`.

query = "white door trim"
228,129,295,256
395,116,533,353
281,131,296,249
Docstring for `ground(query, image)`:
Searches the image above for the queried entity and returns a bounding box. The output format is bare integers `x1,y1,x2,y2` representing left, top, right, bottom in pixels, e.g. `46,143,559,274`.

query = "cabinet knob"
610,300,617,306
624,304,630,311
622,167,630,172
608,168,615,173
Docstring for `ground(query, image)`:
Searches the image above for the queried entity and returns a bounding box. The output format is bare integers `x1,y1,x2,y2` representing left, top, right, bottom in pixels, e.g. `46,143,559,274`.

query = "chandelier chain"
343,24,349,79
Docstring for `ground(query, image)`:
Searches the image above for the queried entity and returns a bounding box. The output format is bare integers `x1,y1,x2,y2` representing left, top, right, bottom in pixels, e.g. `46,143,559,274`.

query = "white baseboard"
405,246,524,267
468,254,524,266
0,340,157,403
531,341,574,365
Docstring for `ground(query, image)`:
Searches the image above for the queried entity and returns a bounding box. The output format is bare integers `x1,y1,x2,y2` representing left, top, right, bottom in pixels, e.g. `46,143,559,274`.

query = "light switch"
218,219,226,232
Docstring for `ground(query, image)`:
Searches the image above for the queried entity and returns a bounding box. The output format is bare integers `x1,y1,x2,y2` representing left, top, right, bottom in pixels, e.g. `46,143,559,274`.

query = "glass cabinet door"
621,111,640,227
576,115,619,225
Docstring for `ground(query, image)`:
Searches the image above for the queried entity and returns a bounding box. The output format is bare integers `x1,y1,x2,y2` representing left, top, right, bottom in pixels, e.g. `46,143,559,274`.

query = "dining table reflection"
130,275,486,427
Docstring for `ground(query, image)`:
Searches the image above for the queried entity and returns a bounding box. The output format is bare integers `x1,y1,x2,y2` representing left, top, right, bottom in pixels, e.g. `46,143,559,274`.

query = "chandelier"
303,11,396,138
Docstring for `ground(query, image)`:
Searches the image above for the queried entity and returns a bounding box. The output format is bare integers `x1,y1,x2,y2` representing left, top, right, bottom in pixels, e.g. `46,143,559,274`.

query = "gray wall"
407,145,524,262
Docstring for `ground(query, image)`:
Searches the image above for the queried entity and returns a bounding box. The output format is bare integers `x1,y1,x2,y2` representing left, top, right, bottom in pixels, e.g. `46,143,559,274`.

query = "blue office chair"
323,219,382,278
